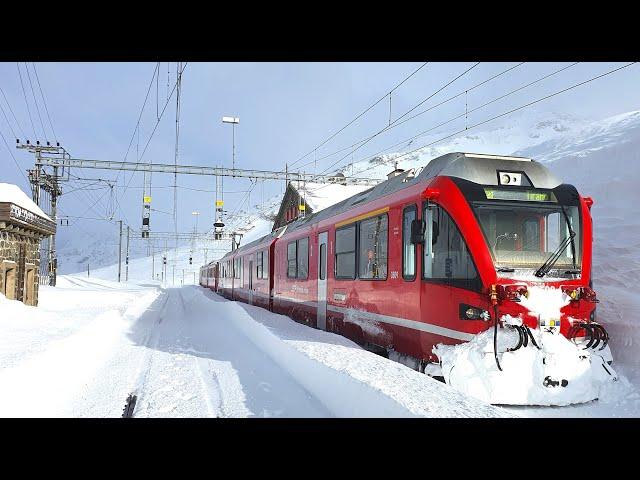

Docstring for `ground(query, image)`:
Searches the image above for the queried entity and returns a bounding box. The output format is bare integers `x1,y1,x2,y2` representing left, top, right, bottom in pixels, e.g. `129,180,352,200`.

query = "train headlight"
497,284,528,302
461,304,490,321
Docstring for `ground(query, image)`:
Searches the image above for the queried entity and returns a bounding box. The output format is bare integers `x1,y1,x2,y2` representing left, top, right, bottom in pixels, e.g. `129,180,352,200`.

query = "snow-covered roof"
295,182,372,213
0,183,51,221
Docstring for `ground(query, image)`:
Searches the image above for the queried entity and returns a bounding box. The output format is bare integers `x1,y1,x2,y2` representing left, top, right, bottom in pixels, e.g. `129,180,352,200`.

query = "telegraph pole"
152,240,155,280
125,225,130,281
49,165,59,286
118,220,123,282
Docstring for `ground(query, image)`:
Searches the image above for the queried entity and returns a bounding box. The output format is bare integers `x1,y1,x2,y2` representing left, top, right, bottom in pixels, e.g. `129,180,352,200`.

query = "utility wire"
288,62,429,169
115,63,159,185
16,63,37,138
24,63,47,140
120,62,188,196
0,86,27,139
32,63,58,142
0,101,18,139
0,126,29,184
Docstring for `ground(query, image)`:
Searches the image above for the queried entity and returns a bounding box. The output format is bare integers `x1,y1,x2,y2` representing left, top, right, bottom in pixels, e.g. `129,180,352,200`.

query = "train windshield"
471,201,581,273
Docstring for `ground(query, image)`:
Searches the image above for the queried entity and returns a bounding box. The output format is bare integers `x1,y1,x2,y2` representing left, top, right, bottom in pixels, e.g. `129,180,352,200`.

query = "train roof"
415,152,562,189
219,225,288,260
279,152,563,236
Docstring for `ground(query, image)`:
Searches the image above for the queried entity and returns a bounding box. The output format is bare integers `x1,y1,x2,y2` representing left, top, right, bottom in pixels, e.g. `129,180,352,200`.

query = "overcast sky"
1,61,638,241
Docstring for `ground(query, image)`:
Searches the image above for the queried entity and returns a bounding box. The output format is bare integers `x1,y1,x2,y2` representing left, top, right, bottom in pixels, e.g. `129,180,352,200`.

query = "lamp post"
191,211,200,234
222,116,240,171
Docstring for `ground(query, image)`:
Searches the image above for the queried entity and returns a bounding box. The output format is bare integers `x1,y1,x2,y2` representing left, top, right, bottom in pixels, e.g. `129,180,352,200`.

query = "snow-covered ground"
0,275,508,417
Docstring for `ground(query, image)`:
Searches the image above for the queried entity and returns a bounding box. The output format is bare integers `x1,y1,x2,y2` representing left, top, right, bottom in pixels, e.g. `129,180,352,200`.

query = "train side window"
335,224,357,279
402,206,417,280
319,243,326,280
358,214,388,280
423,204,480,291
287,241,297,278
263,250,269,279
256,251,263,279
297,237,309,279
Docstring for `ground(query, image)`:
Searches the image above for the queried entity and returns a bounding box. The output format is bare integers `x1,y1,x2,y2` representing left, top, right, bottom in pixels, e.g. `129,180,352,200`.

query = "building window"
335,224,356,279
403,206,417,280
423,204,480,291
358,214,388,280
287,241,297,278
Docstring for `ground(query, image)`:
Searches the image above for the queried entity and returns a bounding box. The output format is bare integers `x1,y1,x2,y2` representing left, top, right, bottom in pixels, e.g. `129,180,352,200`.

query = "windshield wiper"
496,267,515,272
535,230,576,278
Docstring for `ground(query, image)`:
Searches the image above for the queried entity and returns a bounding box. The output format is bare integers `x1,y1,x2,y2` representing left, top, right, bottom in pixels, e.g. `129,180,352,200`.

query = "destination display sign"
483,188,556,202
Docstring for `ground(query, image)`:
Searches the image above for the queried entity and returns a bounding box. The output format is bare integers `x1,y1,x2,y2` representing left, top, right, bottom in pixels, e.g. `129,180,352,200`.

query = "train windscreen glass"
471,199,581,271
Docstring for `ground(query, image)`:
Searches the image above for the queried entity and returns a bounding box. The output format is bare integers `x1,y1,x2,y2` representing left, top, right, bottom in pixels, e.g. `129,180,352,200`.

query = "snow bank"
434,286,617,405
0,278,161,417
196,289,511,417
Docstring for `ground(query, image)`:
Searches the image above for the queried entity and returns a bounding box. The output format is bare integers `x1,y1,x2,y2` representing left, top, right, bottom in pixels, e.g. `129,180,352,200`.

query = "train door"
317,231,328,330
248,259,254,305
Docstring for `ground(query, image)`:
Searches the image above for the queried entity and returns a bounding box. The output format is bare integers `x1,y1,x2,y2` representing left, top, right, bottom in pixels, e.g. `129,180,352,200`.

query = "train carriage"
201,152,614,405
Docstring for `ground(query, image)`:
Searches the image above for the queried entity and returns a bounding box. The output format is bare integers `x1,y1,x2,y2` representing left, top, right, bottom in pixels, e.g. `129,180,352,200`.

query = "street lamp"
191,211,200,234
222,116,240,171
190,211,200,267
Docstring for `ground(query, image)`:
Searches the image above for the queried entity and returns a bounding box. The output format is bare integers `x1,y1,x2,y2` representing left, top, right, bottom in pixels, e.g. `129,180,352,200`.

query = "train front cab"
410,175,596,358
310,155,596,371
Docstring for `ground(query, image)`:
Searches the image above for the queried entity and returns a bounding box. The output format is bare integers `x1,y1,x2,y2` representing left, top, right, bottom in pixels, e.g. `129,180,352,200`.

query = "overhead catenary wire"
316,62,482,176
294,62,526,173
368,62,638,168
345,62,582,174
287,62,429,169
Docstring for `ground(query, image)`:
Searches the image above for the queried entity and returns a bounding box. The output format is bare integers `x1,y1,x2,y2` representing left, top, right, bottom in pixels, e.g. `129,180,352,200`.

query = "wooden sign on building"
0,183,56,306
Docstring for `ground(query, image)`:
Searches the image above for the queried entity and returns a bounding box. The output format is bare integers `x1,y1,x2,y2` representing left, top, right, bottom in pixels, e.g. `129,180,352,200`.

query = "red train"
200,152,610,384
